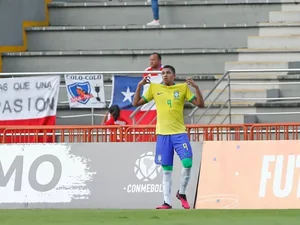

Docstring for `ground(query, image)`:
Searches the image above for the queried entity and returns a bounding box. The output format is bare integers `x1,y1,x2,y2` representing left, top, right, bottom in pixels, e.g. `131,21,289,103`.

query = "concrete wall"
49,2,282,26
0,0,47,47
26,26,258,51
2,51,238,74
0,142,202,209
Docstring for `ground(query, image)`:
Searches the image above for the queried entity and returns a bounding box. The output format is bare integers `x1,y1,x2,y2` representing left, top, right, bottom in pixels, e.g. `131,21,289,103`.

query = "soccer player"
133,65,204,209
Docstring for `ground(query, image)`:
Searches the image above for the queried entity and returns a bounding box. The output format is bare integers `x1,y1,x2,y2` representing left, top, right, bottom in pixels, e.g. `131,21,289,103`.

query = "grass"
0,209,300,225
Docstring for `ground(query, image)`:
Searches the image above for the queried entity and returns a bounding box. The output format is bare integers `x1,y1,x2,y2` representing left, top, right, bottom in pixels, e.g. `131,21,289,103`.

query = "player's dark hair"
163,65,176,74
109,105,120,121
151,52,162,61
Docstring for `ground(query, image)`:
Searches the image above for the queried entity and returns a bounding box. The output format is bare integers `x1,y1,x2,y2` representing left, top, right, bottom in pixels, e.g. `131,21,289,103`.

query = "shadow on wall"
0,0,52,72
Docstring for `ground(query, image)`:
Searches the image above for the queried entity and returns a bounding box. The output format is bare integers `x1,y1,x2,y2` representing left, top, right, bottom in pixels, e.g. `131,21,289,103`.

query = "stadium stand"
1,0,300,125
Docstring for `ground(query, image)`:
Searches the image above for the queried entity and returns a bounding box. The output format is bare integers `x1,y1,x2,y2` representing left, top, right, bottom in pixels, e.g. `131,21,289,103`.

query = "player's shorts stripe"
142,96,149,103
188,95,196,102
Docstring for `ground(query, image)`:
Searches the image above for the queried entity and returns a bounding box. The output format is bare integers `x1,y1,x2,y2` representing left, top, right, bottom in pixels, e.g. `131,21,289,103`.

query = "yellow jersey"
142,83,195,135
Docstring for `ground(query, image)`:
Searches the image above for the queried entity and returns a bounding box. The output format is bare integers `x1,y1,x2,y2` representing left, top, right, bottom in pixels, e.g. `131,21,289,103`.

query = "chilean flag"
110,75,161,125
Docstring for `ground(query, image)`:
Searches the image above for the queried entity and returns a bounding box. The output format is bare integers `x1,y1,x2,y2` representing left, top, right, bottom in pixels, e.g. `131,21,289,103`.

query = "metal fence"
189,69,300,125
2,123,300,143
2,69,300,126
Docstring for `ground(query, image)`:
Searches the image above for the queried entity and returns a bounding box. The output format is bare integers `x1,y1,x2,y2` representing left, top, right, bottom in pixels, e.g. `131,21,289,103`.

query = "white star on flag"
121,87,135,103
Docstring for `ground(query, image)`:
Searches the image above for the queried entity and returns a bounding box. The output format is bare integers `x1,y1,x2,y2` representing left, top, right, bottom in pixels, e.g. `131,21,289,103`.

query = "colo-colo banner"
0,76,60,125
64,74,106,108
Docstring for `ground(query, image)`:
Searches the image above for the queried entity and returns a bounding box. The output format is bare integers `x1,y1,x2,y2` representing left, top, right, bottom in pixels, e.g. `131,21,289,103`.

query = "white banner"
0,76,60,120
0,144,95,203
64,74,106,108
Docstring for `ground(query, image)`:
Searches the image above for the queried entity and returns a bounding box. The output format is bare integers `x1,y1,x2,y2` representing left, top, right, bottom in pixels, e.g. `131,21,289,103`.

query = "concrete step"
269,11,300,23
255,100,300,123
26,25,257,51
255,102,300,113
237,49,300,61
209,76,300,102
1,49,238,74
282,2,300,11
255,114,300,123
48,1,281,26
192,105,256,115
217,78,300,99
248,35,300,49
202,89,267,103
279,87,300,98
277,76,300,98
203,89,283,104
243,99,300,123
191,105,256,124
258,23,300,36
192,114,245,124
245,102,300,123
225,60,300,77
216,78,282,91
225,61,289,76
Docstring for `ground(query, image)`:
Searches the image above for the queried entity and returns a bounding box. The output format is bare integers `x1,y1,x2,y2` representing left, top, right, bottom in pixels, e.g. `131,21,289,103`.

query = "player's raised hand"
138,76,151,86
186,78,197,88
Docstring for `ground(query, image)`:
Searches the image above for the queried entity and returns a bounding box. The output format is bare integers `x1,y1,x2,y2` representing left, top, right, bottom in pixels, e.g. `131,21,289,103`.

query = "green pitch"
0,209,299,225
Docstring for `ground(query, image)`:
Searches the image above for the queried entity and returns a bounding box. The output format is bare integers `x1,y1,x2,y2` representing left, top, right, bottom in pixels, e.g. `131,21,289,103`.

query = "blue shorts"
155,133,193,166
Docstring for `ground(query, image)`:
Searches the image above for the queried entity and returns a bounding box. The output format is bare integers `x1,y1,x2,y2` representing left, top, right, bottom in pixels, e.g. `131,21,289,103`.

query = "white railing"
3,69,299,126
189,68,300,124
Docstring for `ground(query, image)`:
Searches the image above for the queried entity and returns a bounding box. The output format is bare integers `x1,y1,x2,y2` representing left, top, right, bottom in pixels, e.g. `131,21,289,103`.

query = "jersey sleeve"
185,85,196,102
141,84,154,103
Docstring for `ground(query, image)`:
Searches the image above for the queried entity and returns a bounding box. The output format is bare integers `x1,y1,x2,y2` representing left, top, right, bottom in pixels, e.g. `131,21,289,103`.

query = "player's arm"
132,76,153,106
186,78,205,108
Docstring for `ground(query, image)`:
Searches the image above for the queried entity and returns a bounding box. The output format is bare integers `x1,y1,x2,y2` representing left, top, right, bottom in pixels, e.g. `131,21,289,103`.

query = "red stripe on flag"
120,110,156,125
0,115,56,143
